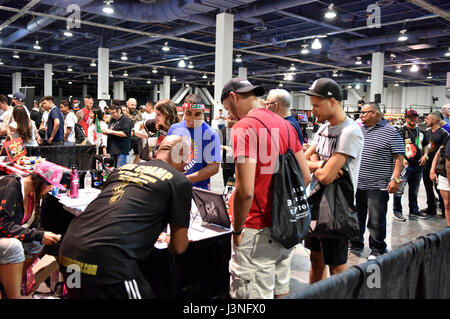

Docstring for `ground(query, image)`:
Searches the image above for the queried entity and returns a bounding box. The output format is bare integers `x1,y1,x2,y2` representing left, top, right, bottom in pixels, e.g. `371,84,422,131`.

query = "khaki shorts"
229,228,294,299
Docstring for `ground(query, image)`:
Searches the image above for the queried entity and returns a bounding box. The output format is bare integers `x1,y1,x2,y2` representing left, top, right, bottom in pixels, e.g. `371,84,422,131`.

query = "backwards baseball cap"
406,109,419,117
8,92,25,102
302,78,343,101
34,161,66,191
221,77,265,103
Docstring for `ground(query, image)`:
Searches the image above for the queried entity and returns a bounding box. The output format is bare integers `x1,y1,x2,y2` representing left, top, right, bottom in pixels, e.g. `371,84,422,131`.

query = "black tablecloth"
25,145,96,170
40,195,231,299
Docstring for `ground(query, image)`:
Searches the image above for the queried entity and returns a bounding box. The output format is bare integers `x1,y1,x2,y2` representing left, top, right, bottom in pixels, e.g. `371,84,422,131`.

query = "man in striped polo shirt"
351,102,405,260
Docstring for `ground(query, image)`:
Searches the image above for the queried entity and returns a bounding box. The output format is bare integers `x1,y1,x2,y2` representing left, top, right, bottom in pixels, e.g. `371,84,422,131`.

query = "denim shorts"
0,238,43,264
0,238,25,264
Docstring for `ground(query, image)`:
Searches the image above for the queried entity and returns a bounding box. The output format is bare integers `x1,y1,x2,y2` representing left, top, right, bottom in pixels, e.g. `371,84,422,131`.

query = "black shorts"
304,236,349,267
131,136,142,155
64,275,153,299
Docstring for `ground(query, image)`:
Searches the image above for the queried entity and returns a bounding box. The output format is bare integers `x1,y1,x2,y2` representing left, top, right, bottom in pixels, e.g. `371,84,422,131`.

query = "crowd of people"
0,76,449,300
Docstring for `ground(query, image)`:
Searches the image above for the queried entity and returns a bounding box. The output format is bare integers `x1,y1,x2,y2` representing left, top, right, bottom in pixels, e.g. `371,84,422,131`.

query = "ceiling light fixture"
123,71,128,77
202,73,207,79
146,79,152,84
178,59,186,68
427,72,432,79
0,60,4,65
121,52,128,61
367,77,372,82
90,60,96,67
332,71,338,77
64,26,73,37
162,42,170,52
152,68,158,74
235,54,242,63
102,1,114,14
410,64,419,72
398,29,408,42
347,85,352,89
33,39,41,50
311,38,322,50
67,66,73,72
284,73,294,81
188,61,194,69
355,56,362,65
289,63,296,71
68,81,72,84
395,65,402,73
445,47,450,57
394,82,399,87
355,83,361,89
324,3,337,19
300,44,309,55
172,76,176,82
12,51,19,59
278,82,284,87
110,71,113,77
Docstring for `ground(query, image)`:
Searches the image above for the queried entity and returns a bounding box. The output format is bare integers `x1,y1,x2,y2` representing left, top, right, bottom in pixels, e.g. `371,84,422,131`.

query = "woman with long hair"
0,162,62,298
87,106,108,155
134,99,180,161
8,106,39,146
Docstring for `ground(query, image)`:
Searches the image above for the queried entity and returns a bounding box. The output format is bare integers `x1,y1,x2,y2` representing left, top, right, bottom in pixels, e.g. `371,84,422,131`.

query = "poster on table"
3,137,26,163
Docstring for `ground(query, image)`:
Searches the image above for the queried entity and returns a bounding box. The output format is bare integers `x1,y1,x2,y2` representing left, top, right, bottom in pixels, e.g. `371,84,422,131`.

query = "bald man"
59,135,192,299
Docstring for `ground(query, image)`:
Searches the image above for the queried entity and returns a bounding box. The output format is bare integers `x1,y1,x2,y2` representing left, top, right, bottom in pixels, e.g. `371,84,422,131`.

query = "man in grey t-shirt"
302,78,363,284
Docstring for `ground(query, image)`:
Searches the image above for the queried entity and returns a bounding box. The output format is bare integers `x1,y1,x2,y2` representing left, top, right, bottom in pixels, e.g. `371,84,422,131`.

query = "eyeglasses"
264,102,276,106
360,110,374,115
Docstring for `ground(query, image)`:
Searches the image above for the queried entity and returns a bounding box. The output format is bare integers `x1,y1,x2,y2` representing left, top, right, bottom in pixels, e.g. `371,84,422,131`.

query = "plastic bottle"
84,170,92,190
70,165,79,198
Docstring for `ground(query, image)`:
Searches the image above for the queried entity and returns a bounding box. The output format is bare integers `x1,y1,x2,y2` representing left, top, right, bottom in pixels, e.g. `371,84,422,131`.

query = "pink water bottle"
70,165,79,198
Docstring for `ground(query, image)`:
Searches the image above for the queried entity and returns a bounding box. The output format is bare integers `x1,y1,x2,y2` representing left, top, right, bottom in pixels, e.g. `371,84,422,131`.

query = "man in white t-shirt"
142,101,156,121
0,94,12,143
60,100,77,145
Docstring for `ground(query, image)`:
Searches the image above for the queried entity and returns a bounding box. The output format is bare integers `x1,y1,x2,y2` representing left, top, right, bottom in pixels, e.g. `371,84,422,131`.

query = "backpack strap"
247,116,291,153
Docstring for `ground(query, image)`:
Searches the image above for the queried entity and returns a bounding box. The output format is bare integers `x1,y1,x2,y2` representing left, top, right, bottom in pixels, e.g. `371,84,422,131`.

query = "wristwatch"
392,178,401,184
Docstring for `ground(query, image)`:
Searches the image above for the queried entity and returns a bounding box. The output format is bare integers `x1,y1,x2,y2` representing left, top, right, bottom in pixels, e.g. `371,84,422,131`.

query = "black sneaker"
419,207,436,216
410,211,428,219
368,250,386,260
393,211,406,222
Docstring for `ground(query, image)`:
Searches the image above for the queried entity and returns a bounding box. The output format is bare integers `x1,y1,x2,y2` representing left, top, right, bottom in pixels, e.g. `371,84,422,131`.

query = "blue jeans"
111,154,128,168
353,189,389,253
393,165,422,215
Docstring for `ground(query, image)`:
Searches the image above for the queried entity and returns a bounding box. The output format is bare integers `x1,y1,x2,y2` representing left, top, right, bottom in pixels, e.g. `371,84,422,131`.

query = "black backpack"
74,123,86,144
249,117,311,249
435,135,450,178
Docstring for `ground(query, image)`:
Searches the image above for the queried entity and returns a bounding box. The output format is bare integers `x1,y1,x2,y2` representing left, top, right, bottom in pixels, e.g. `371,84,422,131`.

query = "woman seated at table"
0,162,62,298
87,107,108,156
134,100,179,160
7,106,40,146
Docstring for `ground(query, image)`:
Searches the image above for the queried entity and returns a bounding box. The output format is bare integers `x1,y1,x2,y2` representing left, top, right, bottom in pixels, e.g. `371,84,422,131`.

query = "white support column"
370,52,384,103
44,64,52,96
113,81,125,100
162,76,170,100
214,12,234,116
153,84,158,102
238,67,247,79
82,84,88,97
97,47,110,100
446,72,450,104
12,72,21,93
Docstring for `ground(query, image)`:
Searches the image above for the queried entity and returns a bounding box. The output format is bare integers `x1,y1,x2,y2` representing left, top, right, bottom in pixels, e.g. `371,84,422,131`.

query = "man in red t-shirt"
76,95,94,135
221,78,311,299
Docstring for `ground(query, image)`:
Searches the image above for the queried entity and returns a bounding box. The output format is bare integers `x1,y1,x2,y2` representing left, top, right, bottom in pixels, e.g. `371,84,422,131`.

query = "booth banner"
4,137,26,162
